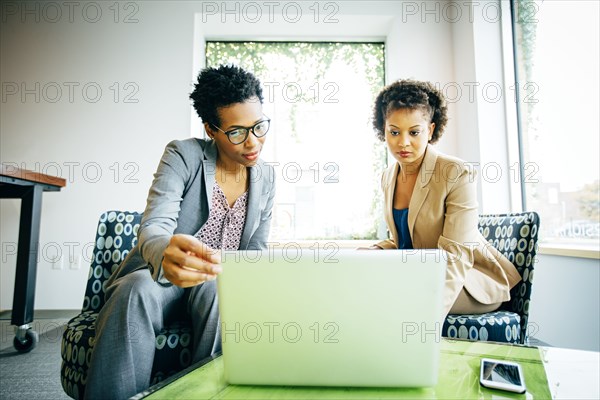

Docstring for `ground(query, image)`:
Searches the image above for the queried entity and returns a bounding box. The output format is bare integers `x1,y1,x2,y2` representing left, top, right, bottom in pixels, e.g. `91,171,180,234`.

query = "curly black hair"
372,79,448,143
190,64,264,128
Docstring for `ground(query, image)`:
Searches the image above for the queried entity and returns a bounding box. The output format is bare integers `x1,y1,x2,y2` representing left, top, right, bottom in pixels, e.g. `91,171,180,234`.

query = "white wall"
1,0,598,352
450,0,514,213
1,1,199,309
529,254,599,352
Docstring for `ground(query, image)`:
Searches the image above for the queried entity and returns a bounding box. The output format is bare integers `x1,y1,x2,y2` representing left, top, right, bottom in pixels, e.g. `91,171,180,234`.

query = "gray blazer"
108,138,276,286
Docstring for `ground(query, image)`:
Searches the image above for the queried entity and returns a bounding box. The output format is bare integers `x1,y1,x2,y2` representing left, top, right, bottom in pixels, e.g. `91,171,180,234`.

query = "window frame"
505,0,599,259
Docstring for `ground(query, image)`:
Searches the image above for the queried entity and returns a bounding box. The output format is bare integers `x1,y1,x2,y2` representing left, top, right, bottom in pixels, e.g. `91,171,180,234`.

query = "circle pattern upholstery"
61,211,193,399
443,212,540,344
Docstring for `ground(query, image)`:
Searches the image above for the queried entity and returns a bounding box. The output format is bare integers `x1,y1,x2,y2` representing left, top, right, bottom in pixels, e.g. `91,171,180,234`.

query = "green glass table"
132,338,598,399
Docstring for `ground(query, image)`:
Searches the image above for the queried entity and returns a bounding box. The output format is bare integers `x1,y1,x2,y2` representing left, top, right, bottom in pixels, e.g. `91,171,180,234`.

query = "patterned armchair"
60,211,193,399
442,212,540,344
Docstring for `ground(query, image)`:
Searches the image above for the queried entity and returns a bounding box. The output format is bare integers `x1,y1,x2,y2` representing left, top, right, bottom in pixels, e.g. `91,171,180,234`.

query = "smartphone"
480,358,526,394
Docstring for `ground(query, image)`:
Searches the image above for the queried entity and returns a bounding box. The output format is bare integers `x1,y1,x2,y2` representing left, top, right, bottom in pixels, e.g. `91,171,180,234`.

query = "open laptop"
217,248,447,387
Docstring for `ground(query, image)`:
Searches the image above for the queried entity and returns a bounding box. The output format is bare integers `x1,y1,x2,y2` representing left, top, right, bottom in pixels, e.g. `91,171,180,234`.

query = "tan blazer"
376,145,521,315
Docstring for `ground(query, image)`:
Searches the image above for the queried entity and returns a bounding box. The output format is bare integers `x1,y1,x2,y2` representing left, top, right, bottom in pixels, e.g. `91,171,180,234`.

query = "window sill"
538,244,600,260
269,240,378,250
270,240,600,260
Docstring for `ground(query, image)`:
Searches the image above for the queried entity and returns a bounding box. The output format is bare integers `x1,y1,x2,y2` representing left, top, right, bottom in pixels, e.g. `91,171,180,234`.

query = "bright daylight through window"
206,42,386,240
512,0,599,249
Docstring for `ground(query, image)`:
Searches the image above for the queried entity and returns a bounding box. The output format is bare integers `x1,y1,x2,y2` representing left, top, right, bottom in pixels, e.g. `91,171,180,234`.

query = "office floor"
0,310,78,400
0,310,76,349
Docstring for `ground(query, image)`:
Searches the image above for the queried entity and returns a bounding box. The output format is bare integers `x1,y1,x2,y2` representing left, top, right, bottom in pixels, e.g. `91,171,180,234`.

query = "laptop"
217,248,447,387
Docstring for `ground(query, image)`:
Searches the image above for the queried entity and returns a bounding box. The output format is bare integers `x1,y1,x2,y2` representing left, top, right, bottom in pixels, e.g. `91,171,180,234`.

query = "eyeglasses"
211,118,271,145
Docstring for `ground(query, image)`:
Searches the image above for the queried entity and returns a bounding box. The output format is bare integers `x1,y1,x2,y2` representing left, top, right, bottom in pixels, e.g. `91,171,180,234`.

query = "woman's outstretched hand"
162,234,222,287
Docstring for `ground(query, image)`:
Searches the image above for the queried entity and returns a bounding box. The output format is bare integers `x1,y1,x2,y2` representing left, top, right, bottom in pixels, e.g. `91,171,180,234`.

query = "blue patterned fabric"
442,212,540,344
60,211,193,399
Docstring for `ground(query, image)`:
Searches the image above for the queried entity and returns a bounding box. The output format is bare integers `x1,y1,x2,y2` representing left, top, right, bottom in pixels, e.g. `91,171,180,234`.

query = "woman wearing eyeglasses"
366,79,520,319
85,65,275,399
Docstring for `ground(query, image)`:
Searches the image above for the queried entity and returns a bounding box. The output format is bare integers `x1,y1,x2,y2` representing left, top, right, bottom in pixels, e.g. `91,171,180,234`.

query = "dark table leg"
11,185,43,329
1,177,61,353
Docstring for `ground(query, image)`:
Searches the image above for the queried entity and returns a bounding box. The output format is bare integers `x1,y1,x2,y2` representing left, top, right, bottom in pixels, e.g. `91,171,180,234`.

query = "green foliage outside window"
205,42,386,239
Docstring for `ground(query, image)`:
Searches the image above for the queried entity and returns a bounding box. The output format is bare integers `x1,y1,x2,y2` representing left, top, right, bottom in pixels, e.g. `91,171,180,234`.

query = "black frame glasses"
211,118,271,145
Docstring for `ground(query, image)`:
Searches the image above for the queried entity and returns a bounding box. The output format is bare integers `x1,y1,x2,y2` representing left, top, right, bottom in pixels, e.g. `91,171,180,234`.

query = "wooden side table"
0,163,66,352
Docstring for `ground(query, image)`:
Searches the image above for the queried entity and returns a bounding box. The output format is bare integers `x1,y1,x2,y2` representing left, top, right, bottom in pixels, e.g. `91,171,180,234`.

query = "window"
511,0,599,248
206,42,385,240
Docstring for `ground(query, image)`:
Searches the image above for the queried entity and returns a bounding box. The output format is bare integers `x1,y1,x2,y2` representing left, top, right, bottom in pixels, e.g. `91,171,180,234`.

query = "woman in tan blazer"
369,79,521,317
